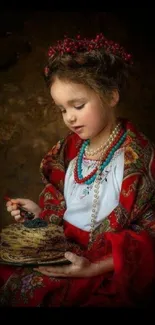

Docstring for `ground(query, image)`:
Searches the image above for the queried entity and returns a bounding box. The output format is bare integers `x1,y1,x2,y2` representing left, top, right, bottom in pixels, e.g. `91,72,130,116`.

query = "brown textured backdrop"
0,11,155,230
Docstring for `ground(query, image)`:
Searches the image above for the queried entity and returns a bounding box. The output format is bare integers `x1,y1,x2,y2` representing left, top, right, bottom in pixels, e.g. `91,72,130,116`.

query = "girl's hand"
6,198,41,222
35,253,114,278
35,252,101,278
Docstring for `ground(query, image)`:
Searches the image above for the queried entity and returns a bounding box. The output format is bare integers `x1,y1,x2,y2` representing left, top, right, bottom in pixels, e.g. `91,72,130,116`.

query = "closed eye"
74,104,85,110
57,103,85,114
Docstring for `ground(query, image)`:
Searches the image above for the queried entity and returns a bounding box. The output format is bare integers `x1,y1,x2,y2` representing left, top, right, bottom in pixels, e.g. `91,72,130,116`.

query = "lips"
72,126,83,133
73,126,83,130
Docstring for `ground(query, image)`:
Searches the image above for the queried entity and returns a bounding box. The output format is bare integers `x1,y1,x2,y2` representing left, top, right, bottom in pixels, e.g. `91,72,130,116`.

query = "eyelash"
74,104,85,110
60,104,85,114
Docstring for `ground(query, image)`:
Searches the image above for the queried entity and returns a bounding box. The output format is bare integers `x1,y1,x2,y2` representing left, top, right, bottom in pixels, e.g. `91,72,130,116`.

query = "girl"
0,33,155,307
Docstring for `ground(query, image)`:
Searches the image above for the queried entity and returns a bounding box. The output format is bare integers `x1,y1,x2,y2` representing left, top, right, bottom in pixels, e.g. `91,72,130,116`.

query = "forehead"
50,78,92,104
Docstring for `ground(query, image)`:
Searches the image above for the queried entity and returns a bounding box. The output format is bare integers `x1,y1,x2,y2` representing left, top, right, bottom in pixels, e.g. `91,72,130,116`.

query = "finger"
36,266,65,273
35,265,71,276
11,198,27,205
11,209,21,217
35,270,65,277
6,201,13,208
7,204,18,212
65,252,90,267
7,205,13,212
34,267,64,277
14,214,23,221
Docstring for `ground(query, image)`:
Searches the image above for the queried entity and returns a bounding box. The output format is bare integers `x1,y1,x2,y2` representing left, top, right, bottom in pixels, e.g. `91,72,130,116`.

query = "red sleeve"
38,133,81,224
82,229,155,304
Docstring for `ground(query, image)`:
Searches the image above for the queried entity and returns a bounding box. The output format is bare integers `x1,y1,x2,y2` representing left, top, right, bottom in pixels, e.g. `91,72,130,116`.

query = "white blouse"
63,148,124,232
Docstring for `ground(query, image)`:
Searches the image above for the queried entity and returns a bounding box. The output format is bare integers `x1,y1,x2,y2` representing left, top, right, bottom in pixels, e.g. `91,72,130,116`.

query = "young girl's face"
50,77,116,140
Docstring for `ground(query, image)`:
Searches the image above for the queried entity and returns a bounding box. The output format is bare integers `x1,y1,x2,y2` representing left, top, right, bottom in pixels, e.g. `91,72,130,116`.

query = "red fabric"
64,220,90,247
0,266,14,286
0,229,154,307
0,118,155,307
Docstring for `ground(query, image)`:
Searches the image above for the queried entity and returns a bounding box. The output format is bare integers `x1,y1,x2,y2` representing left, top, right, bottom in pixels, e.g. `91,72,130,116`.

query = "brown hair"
44,36,132,102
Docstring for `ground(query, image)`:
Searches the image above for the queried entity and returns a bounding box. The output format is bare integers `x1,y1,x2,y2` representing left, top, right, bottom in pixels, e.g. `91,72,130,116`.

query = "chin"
77,134,89,140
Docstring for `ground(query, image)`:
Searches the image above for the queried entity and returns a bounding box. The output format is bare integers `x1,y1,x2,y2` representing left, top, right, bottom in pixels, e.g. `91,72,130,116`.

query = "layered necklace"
74,121,127,243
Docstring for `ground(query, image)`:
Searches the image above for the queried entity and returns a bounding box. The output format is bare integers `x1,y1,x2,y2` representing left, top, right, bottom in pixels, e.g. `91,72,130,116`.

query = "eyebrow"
54,97,86,108
67,97,86,105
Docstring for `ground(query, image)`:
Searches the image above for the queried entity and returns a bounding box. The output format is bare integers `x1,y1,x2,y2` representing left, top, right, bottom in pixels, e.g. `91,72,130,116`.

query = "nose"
67,113,76,124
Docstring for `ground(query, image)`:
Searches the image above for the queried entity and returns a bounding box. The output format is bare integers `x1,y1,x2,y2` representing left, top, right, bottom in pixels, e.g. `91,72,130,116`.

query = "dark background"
0,11,155,229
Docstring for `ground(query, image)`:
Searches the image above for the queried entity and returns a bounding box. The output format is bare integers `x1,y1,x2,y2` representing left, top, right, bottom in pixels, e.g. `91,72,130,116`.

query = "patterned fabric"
0,118,155,307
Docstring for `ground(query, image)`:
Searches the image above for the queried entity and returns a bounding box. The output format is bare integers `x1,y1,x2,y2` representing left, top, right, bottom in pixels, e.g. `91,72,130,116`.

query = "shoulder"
41,132,83,172
123,118,154,147
123,118,155,181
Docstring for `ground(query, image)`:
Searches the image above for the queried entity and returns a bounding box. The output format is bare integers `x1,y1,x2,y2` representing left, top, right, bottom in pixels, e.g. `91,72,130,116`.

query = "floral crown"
44,33,133,77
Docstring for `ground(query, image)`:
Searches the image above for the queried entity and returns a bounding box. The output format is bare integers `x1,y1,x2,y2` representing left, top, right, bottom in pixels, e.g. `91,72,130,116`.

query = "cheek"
84,109,106,126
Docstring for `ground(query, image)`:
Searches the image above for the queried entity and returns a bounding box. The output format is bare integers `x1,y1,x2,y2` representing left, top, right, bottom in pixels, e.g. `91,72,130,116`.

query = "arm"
35,252,114,278
90,256,114,276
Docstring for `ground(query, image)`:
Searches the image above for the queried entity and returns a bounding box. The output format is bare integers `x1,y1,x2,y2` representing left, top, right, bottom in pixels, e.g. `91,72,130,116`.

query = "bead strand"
85,122,121,156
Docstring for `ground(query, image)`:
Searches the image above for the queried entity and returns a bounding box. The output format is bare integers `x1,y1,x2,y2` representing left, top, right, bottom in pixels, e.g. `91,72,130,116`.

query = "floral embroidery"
0,270,46,306
125,146,139,165
122,179,138,197
93,217,111,237
125,135,132,146
52,140,62,155
49,214,62,224
83,158,98,170
80,184,94,199
44,203,65,212
14,273,45,304
44,192,54,201
109,213,121,229
21,274,43,293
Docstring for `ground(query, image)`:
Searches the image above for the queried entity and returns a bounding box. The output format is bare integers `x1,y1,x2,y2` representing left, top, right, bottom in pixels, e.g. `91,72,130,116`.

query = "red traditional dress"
0,118,155,307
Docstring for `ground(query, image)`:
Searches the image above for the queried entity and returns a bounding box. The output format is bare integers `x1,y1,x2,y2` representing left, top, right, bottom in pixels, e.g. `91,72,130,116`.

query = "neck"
89,115,118,149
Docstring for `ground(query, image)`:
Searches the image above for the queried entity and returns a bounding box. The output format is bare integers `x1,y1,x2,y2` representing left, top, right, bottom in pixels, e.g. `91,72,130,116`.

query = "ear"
110,89,120,107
